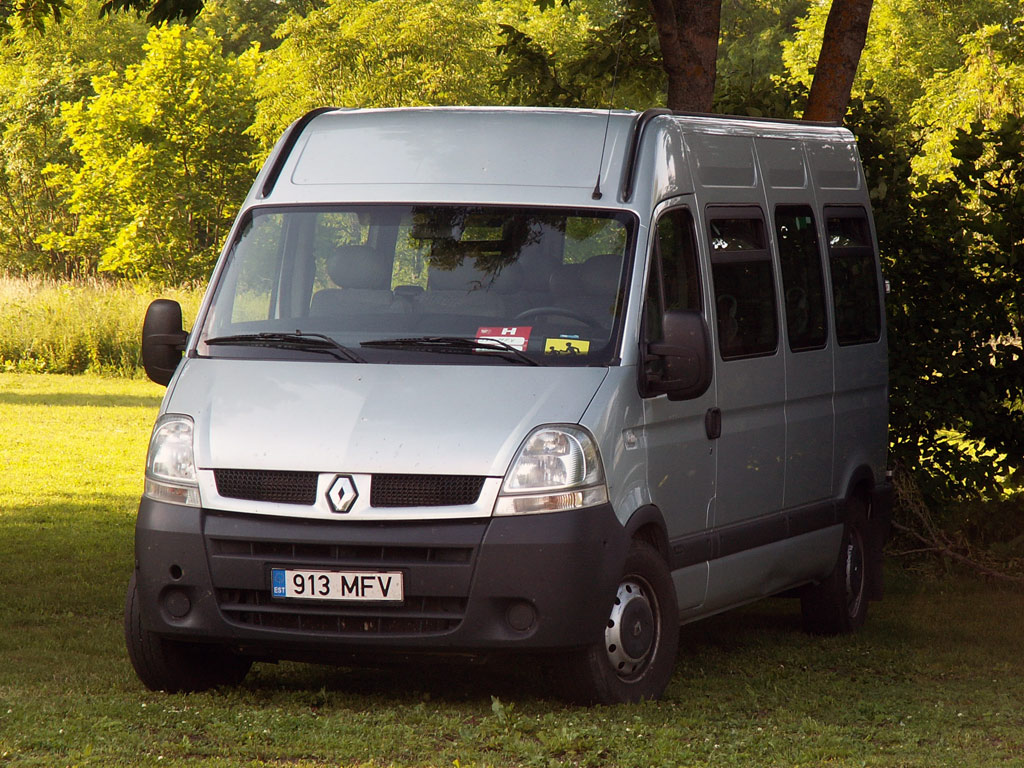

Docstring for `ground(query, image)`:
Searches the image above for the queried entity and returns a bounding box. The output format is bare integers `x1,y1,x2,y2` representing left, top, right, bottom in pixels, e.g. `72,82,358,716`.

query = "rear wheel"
124,573,251,692
800,498,871,635
565,541,679,704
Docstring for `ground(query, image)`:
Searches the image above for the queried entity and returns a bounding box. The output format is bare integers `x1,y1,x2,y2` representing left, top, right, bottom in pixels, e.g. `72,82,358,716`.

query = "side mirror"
141,299,188,386
645,309,712,401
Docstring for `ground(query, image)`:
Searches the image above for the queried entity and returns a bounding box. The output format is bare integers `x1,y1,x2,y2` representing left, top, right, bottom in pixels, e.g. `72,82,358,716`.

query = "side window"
643,208,701,385
226,212,285,324
708,209,778,360
825,207,881,345
775,205,828,351
645,207,701,337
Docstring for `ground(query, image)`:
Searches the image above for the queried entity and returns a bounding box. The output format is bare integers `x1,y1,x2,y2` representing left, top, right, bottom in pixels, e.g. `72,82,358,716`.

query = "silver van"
126,107,892,703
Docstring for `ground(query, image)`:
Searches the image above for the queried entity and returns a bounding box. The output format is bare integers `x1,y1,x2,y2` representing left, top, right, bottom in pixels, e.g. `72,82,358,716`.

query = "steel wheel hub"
605,579,656,678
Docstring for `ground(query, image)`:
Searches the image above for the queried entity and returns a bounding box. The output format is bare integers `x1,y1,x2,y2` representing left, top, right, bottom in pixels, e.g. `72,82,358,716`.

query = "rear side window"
708,209,778,360
825,207,881,345
775,205,828,351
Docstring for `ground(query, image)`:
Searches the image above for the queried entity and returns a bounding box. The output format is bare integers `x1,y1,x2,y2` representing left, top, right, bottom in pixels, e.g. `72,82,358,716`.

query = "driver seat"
548,253,622,326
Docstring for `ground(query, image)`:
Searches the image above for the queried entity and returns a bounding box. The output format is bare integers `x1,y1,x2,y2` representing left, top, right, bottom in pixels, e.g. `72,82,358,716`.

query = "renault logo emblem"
326,475,358,513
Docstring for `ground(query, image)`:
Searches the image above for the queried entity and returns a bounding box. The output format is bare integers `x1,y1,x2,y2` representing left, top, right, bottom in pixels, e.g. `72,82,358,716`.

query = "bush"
0,276,203,376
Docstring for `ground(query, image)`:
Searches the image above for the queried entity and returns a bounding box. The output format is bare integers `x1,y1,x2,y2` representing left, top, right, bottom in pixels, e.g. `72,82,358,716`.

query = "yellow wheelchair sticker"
545,338,591,355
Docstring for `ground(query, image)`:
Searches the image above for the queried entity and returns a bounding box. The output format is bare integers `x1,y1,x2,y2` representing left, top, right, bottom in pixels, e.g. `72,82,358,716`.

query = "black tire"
800,498,871,635
124,573,251,692
565,541,679,704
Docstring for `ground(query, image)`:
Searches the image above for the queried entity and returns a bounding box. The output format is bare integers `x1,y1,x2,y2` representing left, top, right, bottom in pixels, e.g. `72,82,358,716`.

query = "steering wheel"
512,306,600,328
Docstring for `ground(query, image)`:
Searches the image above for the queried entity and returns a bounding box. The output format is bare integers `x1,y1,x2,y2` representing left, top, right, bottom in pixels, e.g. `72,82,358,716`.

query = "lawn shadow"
677,596,806,652
0,391,162,409
244,653,566,704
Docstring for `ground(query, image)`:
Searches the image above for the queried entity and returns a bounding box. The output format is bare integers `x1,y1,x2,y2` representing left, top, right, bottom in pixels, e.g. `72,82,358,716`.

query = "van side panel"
701,525,842,615
580,366,652,526
685,132,786,529
807,141,889,495
643,118,887,622
755,136,836,507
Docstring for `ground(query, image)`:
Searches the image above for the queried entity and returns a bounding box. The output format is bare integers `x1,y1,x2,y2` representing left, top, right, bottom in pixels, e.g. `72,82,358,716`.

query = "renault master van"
125,107,892,703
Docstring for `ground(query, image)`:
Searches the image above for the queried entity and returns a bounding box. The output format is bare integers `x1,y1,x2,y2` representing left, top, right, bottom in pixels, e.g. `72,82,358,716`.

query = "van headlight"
144,414,201,507
494,425,609,516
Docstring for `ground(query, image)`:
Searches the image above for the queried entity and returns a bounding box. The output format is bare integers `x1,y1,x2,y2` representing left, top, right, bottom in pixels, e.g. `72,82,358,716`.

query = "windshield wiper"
205,331,366,363
360,336,540,366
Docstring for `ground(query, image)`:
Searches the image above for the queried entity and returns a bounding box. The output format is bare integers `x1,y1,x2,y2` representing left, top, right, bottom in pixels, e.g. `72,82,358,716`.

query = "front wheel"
565,541,679,704
124,573,251,692
800,498,871,635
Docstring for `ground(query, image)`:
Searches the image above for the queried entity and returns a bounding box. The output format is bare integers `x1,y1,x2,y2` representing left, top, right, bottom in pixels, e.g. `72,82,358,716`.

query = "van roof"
250,106,858,209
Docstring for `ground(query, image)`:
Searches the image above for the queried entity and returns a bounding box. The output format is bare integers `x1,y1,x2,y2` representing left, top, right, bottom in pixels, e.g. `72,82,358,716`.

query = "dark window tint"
645,208,700,339
826,208,881,345
709,210,778,360
656,208,701,312
643,208,701,381
775,205,828,351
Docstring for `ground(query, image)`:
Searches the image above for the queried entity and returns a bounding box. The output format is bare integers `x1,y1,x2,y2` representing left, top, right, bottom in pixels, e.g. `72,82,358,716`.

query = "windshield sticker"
545,338,591,355
476,326,532,351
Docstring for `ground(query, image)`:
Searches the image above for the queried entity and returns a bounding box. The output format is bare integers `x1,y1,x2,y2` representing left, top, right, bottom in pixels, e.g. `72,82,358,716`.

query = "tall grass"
0,276,205,376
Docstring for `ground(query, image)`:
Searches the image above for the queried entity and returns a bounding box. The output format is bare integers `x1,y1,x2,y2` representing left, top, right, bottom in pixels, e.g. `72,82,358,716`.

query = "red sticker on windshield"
476,326,532,351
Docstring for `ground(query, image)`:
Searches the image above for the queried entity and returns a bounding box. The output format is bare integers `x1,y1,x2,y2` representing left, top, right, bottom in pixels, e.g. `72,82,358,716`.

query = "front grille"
218,589,466,635
215,469,317,506
371,474,486,507
213,470,486,509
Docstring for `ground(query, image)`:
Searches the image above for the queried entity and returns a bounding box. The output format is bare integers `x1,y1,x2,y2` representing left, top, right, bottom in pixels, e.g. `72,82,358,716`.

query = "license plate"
271,568,404,602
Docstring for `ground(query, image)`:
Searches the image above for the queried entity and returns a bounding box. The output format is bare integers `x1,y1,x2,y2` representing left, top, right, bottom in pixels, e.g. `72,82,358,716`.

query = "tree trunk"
648,0,722,113
804,0,873,123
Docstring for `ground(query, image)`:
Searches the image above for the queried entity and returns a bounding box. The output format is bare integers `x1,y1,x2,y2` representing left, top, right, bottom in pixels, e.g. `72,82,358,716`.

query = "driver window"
644,206,701,349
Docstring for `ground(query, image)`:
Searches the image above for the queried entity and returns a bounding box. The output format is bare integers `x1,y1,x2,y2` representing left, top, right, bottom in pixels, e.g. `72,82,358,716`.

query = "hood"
168,359,609,478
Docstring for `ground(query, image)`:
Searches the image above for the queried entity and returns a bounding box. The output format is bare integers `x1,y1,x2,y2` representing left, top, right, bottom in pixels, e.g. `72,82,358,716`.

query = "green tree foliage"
851,96,1024,503
494,0,665,110
195,0,319,57
0,0,148,277
493,0,812,116
41,25,259,282
783,0,1022,176
713,0,808,115
250,0,500,150
910,19,1024,178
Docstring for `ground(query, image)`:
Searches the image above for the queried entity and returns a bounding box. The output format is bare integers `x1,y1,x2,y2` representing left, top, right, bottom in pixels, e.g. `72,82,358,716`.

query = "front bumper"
132,498,628,660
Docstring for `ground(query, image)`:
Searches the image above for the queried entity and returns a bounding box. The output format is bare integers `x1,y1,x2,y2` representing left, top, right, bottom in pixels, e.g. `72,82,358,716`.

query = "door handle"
705,407,722,440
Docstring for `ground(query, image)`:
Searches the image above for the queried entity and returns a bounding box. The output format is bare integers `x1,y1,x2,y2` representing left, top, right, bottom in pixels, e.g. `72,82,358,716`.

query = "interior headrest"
427,259,524,294
327,245,390,289
428,260,480,291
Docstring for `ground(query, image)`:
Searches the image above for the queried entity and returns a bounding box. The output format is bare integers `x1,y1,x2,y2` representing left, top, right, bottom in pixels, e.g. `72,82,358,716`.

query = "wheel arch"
840,465,878,520
623,505,672,564
838,464,893,601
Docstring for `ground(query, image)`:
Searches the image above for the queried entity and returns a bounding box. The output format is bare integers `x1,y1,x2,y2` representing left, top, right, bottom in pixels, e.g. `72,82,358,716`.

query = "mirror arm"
146,331,188,350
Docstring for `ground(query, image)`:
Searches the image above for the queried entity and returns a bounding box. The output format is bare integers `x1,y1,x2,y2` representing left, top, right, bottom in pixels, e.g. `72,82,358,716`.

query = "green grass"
0,277,204,376
1,372,1023,767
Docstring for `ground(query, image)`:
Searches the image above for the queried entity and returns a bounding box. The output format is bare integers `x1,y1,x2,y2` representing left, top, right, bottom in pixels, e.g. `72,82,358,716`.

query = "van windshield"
198,205,635,366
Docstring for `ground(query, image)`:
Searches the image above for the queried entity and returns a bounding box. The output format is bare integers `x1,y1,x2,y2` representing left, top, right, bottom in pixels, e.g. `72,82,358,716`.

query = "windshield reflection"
200,204,635,366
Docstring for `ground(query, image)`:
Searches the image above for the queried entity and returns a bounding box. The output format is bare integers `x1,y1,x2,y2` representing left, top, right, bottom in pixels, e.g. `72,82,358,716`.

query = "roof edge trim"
259,107,339,199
